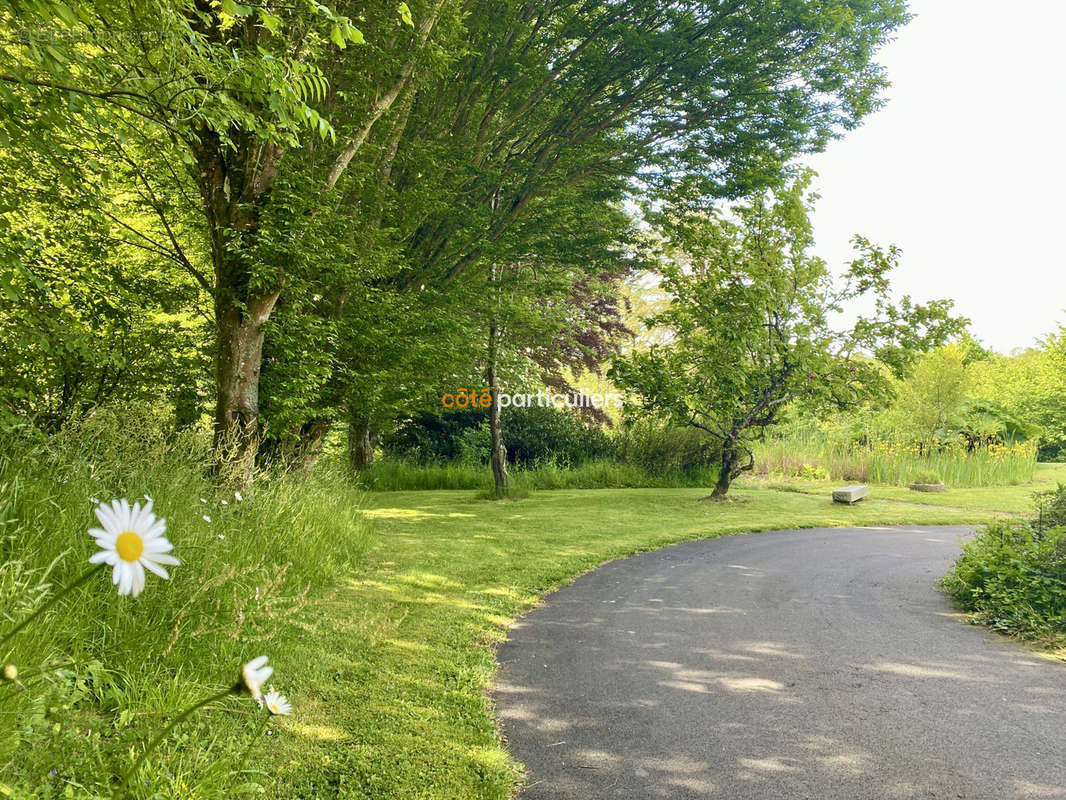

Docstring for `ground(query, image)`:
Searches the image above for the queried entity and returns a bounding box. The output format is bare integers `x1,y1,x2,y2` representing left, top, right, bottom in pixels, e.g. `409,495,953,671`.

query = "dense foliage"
944,485,1066,642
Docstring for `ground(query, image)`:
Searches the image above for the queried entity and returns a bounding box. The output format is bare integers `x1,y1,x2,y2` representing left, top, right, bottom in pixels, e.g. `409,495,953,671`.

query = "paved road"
494,526,1066,799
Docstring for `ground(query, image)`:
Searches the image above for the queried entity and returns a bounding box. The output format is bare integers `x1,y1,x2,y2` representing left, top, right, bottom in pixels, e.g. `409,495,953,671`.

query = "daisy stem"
119,684,238,792
0,564,105,655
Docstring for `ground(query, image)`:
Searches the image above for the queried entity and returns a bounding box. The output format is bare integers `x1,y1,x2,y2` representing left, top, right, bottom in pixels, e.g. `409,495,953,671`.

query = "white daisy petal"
130,562,146,597
144,520,167,539
142,559,169,580
116,563,133,596
142,537,173,554
134,499,155,531
146,552,180,566
89,550,117,565
95,503,119,533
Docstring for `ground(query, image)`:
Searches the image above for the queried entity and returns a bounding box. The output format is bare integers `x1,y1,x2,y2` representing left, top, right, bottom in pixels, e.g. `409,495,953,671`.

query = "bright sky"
804,0,1066,354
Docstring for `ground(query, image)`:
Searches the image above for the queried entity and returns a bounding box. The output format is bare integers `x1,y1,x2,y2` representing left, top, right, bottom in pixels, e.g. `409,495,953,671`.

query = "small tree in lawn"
610,174,967,499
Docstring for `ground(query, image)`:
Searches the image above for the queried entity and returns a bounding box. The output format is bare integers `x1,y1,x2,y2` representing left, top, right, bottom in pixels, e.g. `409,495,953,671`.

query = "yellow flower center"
115,531,144,562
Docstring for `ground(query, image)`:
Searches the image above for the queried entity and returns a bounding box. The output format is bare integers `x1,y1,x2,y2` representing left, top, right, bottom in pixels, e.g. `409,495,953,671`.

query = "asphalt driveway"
494,526,1066,799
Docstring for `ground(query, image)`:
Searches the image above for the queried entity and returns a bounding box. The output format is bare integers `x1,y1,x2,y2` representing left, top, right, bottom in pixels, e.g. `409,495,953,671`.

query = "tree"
969,323,1066,460
895,345,970,444
0,0,455,482
610,174,967,498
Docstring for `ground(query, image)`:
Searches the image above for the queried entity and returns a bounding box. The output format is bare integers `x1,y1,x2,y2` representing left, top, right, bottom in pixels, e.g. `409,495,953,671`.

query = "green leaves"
613,175,965,495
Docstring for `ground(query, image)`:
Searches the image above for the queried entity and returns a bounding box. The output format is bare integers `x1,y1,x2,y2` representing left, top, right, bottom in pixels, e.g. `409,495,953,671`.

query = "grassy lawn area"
741,462,1066,514
268,483,1011,798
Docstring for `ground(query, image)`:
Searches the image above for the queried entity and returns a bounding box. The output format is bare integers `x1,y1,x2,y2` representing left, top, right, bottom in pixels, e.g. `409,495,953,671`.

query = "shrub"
382,405,614,467
910,471,943,485
613,418,717,474
1034,483,1066,532
943,489,1066,642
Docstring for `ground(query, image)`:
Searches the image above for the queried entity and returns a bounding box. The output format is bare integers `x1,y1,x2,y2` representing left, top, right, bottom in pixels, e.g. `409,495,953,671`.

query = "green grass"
0,419,373,799
1,421,1038,799
742,462,1066,514
358,457,718,491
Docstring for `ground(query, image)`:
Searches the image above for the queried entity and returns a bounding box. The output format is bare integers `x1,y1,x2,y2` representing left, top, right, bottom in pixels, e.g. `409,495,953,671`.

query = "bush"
943,486,1066,642
383,405,614,467
910,471,943,485
613,418,717,474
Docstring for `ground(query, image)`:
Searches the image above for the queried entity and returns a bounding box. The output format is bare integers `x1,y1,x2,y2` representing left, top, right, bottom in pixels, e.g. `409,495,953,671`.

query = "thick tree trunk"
196,131,283,485
348,417,379,472
487,325,509,496
214,291,279,484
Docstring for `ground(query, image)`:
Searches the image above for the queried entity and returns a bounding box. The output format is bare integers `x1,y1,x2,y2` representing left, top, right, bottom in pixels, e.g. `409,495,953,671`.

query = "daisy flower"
241,656,273,700
234,491,243,502
262,686,291,716
88,499,179,597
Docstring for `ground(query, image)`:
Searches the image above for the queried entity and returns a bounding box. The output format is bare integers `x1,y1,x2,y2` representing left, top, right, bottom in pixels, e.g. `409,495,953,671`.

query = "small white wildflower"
199,498,207,504
202,515,211,523
218,533,225,540
234,491,243,502
220,499,228,506
241,656,273,700
263,686,291,716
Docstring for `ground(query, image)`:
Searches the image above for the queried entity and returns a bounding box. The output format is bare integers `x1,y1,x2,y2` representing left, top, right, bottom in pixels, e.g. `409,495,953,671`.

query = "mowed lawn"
743,462,1066,514
267,483,1019,799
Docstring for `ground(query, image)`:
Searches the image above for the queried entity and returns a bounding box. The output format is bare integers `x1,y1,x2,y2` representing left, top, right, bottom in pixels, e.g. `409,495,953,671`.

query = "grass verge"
739,462,1066,514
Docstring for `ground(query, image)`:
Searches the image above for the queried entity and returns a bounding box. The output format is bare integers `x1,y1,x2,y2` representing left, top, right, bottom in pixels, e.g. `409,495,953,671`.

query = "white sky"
804,0,1066,354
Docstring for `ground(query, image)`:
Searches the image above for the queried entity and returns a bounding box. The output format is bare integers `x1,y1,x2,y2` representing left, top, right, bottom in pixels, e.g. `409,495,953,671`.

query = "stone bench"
832,484,868,504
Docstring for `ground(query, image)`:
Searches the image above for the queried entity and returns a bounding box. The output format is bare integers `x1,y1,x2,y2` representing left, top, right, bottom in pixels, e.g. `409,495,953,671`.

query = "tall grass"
0,409,373,797
756,430,1038,487
357,457,719,491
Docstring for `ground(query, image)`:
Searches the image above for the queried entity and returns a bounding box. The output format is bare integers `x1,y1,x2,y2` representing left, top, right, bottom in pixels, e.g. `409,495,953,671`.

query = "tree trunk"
348,417,379,472
290,418,332,474
487,325,509,496
708,441,754,499
196,132,284,485
710,445,738,499
213,290,279,484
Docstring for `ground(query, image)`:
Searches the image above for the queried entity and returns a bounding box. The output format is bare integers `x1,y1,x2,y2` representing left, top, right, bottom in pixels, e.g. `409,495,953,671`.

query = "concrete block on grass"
832,485,868,504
